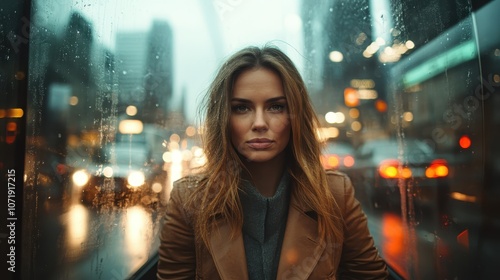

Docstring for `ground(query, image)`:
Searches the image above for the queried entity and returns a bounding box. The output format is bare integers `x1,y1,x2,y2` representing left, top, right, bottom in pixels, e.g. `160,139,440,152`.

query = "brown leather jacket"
157,170,388,279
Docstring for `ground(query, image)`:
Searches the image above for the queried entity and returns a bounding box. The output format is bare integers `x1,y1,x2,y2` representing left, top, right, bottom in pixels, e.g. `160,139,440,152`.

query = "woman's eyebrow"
230,98,251,103
266,96,287,102
230,96,286,103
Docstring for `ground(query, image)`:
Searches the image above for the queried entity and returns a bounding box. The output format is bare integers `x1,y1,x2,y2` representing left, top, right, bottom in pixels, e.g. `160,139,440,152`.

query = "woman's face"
230,67,291,163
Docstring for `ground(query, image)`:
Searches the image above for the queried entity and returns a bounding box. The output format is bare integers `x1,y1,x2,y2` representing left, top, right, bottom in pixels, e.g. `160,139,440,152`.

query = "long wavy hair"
188,45,342,246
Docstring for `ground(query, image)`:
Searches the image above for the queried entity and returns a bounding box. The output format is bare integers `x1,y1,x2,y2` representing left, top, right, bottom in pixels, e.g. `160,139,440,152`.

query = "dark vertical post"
0,0,30,279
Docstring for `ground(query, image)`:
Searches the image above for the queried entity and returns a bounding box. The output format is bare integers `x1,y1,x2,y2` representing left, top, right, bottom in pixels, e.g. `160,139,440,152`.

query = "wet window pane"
1,0,499,279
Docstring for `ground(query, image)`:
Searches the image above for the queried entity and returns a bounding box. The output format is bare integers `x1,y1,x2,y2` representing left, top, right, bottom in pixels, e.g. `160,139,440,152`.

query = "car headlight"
102,166,114,178
72,170,90,187
127,171,145,188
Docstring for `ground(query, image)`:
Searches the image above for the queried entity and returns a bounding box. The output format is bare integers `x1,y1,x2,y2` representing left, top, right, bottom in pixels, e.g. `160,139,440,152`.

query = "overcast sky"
66,0,304,123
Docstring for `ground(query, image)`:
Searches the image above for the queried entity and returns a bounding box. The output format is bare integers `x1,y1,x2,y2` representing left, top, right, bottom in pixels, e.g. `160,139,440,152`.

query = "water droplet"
123,71,127,75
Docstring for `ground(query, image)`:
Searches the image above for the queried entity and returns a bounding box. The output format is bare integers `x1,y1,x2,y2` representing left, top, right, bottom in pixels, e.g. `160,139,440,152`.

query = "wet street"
21,156,182,280
32,196,165,280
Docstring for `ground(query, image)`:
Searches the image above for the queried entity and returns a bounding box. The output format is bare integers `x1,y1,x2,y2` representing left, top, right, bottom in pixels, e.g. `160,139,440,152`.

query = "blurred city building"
116,20,174,126
301,0,385,144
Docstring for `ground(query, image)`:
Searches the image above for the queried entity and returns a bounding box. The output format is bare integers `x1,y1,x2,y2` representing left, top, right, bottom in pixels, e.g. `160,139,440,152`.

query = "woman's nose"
251,109,268,131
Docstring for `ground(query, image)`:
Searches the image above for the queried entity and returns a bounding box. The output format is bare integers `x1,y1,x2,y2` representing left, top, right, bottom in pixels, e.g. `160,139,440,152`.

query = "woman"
157,46,388,279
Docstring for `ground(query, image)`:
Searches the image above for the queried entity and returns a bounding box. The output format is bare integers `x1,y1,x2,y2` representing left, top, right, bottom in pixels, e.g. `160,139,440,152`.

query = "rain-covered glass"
1,0,499,279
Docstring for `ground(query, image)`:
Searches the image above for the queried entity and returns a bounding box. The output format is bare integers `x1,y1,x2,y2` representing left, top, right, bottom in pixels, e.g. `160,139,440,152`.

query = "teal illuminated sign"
403,40,477,87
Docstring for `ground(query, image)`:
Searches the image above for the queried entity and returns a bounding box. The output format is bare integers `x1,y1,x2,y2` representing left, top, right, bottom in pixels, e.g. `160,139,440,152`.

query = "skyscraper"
115,32,149,106
143,21,174,124
115,20,173,125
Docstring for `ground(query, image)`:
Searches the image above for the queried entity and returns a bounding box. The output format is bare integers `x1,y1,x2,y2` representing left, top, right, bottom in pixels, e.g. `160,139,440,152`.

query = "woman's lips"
246,138,273,149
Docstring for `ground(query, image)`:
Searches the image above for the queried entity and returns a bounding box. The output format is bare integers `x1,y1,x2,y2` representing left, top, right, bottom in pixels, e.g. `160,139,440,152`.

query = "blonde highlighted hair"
188,45,342,245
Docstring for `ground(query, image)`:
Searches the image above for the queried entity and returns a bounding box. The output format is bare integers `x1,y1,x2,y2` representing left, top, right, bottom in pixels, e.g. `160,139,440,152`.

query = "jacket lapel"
209,218,249,280
276,197,325,279
207,192,325,280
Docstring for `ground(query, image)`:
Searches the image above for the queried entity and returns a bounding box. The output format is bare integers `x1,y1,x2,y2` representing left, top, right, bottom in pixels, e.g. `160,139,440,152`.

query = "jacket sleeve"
334,172,388,279
157,183,196,280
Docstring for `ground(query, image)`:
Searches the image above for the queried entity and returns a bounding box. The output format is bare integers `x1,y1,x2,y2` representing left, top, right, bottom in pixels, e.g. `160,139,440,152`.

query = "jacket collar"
209,219,249,280
276,193,325,279
208,189,324,280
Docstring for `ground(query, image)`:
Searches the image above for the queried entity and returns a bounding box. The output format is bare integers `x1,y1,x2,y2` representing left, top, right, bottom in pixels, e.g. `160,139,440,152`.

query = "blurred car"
71,129,168,207
320,141,356,171
23,137,72,204
349,138,449,212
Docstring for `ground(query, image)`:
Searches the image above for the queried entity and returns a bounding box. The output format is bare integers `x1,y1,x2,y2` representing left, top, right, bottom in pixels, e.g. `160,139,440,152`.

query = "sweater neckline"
239,172,290,244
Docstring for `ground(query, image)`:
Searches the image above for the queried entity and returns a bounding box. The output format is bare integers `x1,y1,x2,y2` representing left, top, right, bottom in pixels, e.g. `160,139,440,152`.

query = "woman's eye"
232,105,249,113
269,104,286,112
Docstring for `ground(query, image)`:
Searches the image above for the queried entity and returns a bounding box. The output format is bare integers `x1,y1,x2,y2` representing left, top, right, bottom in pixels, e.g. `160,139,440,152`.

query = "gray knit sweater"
239,172,291,280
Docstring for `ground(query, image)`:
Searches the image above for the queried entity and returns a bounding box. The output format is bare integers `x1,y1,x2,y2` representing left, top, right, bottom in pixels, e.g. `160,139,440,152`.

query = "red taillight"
378,159,412,179
459,135,471,149
425,159,449,178
343,155,355,167
321,154,354,169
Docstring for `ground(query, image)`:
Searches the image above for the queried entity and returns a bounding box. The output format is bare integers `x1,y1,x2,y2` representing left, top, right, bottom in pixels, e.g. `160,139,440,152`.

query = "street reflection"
64,204,89,253
380,213,409,279
124,206,152,272
53,200,165,279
